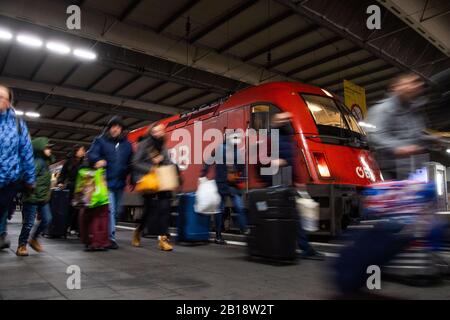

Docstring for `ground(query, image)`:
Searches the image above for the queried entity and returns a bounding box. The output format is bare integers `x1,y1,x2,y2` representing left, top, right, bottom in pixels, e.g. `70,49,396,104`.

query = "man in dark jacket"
88,116,133,249
200,132,248,244
16,137,54,256
0,84,35,250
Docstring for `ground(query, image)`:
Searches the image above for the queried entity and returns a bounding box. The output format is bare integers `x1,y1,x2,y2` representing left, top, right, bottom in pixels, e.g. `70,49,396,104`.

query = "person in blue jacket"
0,84,36,250
88,116,133,249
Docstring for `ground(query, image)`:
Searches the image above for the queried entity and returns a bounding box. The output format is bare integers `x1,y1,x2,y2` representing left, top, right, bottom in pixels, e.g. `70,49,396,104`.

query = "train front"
289,86,383,236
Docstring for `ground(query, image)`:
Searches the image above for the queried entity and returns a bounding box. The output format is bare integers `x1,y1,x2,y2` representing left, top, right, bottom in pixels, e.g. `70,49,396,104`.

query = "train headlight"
313,152,332,179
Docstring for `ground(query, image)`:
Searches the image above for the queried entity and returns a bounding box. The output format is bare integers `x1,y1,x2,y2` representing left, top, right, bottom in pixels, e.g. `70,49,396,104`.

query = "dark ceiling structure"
0,0,448,160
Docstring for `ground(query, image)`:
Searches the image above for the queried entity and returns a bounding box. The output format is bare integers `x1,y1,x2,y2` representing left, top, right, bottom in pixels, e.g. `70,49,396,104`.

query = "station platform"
1,215,450,300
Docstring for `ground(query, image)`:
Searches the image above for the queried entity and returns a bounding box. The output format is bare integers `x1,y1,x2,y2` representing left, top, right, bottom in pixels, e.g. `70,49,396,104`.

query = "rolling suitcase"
47,189,71,238
177,193,210,242
79,205,110,250
247,187,298,261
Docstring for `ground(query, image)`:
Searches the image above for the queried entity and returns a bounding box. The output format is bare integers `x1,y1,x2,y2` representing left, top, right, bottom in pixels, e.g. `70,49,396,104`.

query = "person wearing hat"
16,137,55,256
88,116,133,250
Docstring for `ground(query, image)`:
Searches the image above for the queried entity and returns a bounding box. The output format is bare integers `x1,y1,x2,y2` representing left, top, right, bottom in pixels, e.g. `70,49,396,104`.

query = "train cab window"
302,94,347,130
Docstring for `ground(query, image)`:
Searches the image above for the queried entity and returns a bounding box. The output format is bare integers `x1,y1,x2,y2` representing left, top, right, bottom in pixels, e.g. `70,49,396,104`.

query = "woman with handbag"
131,123,179,251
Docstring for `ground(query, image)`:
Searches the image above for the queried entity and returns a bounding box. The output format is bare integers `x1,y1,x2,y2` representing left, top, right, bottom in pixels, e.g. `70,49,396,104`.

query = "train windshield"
301,94,367,147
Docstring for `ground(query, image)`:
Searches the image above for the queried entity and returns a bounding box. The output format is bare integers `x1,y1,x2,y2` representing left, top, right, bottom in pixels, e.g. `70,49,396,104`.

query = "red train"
126,82,383,235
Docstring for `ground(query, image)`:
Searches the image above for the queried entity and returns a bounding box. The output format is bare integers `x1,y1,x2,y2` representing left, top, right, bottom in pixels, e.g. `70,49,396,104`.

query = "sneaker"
214,238,227,245
0,235,11,250
300,250,325,260
28,239,43,252
158,236,173,251
106,241,119,250
131,229,141,247
16,245,29,256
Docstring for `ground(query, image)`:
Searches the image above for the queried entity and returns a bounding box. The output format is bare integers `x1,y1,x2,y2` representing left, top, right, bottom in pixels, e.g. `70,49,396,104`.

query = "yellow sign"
343,80,367,121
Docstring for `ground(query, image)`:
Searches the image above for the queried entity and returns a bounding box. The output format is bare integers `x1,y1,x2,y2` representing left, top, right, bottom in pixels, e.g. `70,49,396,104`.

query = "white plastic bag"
194,178,221,215
297,197,319,232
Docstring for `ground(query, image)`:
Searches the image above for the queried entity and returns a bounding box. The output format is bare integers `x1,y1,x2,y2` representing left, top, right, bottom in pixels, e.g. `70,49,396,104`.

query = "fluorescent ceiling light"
16,34,43,48
447,149,450,154
15,110,24,116
73,48,97,60
0,28,13,41
321,89,333,97
25,112,40,118
46,41,70,55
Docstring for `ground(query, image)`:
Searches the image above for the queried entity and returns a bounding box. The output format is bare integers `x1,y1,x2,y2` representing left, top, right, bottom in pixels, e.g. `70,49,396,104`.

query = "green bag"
73,168,109,208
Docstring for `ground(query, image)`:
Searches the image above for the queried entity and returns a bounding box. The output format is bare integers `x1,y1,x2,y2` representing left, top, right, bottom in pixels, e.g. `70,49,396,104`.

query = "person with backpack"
16,137,54,256
0,84,36,250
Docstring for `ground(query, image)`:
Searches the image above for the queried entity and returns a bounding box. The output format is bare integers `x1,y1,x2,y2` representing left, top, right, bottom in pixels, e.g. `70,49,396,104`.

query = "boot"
29,239,43,252
131,229,141,247
158,235,173,251
16,245,29,256
0,234,11,250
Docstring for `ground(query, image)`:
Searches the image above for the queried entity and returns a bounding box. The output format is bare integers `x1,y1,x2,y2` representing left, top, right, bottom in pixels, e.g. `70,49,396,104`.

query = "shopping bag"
296,194,319,232
194,178,221,215
72,168,109,209
155,165,179,191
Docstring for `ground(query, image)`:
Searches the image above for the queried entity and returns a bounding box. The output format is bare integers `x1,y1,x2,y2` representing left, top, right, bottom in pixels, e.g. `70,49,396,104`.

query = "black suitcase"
47,189,71,238
248,187,297,224
247,187,298,261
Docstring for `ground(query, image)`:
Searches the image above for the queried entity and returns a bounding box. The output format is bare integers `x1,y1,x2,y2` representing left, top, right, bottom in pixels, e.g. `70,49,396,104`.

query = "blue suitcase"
177,193,210,242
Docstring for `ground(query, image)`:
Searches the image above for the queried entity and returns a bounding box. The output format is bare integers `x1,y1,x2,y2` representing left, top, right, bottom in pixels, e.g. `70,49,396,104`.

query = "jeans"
216,190,247,238
0,182,19,236
18,202,52,246
108,189,124,242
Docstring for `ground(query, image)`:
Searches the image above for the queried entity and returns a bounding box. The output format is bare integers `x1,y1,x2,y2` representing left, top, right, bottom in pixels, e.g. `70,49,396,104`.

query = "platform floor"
1,216,450,300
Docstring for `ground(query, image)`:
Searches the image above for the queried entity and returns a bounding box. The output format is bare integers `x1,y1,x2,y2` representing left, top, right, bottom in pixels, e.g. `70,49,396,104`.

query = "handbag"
135,168,159,193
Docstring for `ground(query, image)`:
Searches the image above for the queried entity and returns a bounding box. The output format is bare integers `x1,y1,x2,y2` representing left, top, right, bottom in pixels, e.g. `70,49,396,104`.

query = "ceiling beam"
157,0,201,33
154,87,190,104
286,47,362,77
217,11,294,54
269,36,341,68
189,0,259,44
321,65,396,88
26,117,102,136
111,74,141,96
303,57,381,83
1,76,181,115
242,24,318,62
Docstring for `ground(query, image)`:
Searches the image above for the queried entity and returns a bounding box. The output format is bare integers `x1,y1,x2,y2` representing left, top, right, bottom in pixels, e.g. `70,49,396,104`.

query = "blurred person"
0,84,35,250
261,112,323,259
131,123,178,251
366,73,437,180
57,145,86,235
200,131,248,245
16,137,54,256
88,116,133,250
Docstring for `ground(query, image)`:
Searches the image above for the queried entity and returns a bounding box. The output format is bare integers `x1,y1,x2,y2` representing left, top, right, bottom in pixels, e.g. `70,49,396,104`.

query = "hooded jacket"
0,108,35,188
88,130,133,190
23,137,54,204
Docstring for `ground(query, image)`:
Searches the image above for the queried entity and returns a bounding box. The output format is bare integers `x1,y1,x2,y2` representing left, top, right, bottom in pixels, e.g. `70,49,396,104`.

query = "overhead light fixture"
46,41,71,55
16,34,43,48
25,111,40,118
73,48,97,60
0,28,13,41
321,89,333,97
15,110,24,116
447,149,450,154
